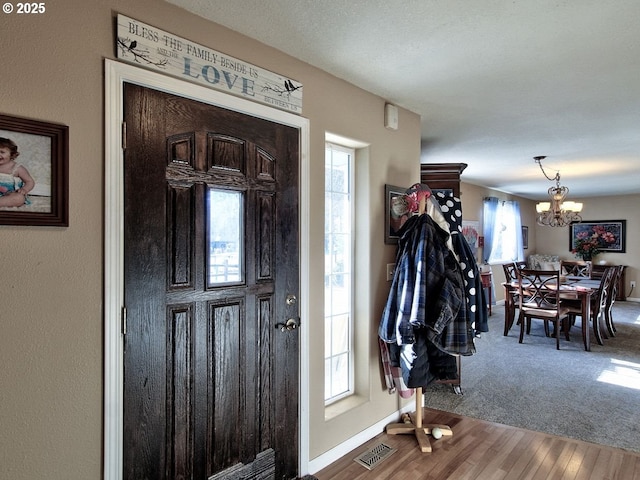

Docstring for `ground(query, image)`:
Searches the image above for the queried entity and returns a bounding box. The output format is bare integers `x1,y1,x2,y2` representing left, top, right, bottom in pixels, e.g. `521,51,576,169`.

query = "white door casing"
103,58,311,479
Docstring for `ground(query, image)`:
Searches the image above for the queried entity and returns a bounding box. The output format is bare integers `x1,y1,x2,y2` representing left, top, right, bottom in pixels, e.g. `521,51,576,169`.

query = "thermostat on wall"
384,103,398,130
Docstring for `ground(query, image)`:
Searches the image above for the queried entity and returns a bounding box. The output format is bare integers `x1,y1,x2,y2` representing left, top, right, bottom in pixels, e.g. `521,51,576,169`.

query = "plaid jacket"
381,212,477,343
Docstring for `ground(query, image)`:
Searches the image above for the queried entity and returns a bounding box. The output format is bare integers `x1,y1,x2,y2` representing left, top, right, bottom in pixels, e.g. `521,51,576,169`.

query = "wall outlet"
386,263,396,281
631,280,636,289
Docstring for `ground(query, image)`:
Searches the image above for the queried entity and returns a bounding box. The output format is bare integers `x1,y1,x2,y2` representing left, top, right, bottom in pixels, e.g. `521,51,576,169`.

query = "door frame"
103,59,311,480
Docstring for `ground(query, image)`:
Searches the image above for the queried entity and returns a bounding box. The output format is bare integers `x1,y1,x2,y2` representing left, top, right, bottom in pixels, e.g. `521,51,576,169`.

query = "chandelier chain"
534,155,560,184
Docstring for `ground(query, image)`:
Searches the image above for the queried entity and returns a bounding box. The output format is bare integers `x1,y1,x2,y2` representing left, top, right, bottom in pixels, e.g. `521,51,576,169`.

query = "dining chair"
603,265,623,337
502,262,518,282
502,262,518,335
563,266,616,346
560,260,592,278
515,261,527,270
502,262,527,335
516,269,571,350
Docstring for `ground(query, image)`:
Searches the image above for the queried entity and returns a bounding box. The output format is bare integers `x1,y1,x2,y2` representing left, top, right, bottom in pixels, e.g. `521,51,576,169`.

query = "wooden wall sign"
116,14,303,114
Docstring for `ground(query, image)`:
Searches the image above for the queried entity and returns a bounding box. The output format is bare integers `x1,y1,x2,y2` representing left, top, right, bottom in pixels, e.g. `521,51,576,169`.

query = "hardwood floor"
313,408,640,479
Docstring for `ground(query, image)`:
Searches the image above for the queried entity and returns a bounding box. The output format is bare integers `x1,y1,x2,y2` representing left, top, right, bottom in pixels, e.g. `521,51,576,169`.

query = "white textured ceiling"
166,0,640,199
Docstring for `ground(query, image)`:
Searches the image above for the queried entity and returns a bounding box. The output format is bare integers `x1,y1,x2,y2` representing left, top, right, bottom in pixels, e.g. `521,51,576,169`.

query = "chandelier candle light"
534,156,583,227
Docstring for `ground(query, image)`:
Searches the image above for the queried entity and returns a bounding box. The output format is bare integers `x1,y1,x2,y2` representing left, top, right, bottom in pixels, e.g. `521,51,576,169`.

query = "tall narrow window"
324,143,354,403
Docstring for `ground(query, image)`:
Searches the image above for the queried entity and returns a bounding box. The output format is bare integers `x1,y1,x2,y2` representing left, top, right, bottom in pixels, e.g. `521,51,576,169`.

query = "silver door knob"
286,294,297,306
275,318,299,332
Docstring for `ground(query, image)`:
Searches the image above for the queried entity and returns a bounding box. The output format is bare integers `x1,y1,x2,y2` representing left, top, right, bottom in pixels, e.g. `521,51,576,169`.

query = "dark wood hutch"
420,162,468,198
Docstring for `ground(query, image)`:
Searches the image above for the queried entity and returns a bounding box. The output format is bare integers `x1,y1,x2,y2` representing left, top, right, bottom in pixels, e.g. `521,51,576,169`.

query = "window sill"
324,394,367,421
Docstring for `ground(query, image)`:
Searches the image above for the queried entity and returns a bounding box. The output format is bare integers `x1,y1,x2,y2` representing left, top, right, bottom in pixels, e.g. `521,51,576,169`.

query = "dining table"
503,276,604,351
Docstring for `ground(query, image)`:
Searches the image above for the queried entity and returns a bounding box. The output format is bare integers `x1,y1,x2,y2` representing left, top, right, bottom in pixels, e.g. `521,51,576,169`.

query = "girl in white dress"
0,137,35,208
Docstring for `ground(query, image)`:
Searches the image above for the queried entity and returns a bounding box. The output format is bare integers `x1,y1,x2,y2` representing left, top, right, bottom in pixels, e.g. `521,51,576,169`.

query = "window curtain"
483,197,525,263
482,197,499,262
510,201,525,261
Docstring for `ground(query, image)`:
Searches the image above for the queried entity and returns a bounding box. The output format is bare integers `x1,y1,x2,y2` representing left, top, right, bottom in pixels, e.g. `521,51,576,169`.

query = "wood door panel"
257,294,274,451
124,83,299,480
166,304,194,480
210,299,246,467
167,185,195,289
257,191,275,280
167,133,196,168
208,135,246,174
256,148,276,182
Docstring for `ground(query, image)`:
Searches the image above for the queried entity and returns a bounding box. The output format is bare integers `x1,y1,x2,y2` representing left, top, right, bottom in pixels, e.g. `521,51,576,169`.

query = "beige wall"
458,183,535,302
0,1,421,478
460,183,639,304
534,193,639,297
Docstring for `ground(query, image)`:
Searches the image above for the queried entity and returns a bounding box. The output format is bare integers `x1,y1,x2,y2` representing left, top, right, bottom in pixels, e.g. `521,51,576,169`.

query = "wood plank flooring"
313,408,640,480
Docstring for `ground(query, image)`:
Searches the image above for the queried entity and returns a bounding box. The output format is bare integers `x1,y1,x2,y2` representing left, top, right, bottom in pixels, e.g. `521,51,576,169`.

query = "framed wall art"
569,220,626,254
522,225,529,250
0,114,68,226
462,220,481,258
385,184,407,244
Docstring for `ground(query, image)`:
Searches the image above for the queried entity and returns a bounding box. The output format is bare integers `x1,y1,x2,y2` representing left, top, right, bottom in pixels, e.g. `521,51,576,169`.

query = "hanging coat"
433,191,489,334
379,213,473,388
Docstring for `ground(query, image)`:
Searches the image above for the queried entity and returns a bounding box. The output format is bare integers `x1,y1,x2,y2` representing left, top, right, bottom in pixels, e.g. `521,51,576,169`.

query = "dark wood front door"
122,83,300,480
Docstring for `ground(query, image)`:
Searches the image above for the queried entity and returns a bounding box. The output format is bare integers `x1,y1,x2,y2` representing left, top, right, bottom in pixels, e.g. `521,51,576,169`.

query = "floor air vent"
353,443,397,470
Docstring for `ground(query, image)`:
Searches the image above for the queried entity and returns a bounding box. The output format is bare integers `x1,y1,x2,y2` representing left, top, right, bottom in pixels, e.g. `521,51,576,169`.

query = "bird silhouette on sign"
284,80,301,93
117,37,167,68
262,79,302,98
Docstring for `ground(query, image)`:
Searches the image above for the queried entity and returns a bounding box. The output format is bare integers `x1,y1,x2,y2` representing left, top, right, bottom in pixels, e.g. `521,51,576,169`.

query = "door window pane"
208,189,243,285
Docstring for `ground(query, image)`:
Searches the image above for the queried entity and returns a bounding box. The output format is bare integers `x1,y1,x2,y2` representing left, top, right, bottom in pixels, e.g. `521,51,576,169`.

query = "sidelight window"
324,143,354,404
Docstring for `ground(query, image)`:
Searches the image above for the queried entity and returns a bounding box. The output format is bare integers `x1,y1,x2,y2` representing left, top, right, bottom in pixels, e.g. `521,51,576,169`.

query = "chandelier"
534,156,583,227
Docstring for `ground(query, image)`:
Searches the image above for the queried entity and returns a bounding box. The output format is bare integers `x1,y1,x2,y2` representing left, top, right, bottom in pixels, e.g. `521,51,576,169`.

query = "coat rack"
384,195,454,452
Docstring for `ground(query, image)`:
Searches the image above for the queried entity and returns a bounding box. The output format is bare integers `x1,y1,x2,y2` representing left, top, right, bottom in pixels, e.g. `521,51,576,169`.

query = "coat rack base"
385,387,453,453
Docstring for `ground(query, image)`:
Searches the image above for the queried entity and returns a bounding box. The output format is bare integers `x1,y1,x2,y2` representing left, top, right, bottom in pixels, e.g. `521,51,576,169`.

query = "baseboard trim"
307,404,413,474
